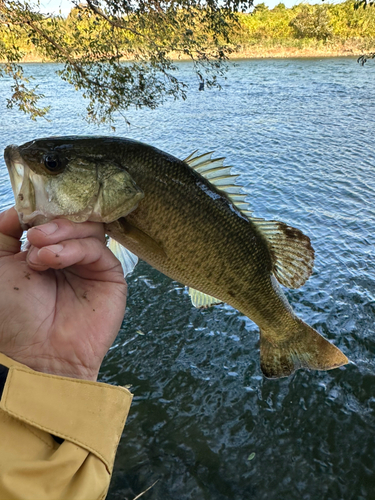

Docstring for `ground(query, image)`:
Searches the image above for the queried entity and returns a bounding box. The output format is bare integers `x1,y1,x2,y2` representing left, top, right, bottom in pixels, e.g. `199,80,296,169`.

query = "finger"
0,207,23,255
27,219,106,248
27,236,124,278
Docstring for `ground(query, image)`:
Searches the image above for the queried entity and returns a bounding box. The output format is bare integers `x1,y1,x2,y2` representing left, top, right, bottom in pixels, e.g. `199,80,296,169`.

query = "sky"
40,0,333,17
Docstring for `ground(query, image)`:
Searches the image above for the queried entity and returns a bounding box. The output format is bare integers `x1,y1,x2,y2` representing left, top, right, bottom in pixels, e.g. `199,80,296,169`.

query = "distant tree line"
0,0,374,124
2,1,373,58
0,0,253,123
234,1,375,44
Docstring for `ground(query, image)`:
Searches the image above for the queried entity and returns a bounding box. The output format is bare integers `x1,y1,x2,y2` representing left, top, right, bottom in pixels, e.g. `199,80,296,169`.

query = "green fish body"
4,136,348,378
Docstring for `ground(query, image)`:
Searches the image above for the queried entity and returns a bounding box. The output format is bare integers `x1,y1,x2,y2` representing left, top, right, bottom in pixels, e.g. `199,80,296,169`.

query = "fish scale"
116,148,268,309
4,136,348,378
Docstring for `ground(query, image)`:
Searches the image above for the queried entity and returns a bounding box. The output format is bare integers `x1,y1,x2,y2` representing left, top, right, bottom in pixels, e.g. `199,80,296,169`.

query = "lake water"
1,58,375,499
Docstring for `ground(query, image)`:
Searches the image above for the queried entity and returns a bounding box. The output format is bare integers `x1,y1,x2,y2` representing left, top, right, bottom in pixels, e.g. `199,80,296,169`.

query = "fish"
4,136,349,378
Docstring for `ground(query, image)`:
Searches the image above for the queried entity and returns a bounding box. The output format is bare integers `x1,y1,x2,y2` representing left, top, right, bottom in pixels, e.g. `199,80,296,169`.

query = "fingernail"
42,244,64,256
35,222,58,236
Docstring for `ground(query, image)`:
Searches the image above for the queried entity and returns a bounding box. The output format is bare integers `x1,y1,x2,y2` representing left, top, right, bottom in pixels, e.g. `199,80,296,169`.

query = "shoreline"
8,53,363,64
5,44,368,64
228,46,364,60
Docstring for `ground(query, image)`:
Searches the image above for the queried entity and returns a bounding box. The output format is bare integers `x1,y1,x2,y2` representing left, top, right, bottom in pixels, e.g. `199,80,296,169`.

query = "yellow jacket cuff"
0,352,132,500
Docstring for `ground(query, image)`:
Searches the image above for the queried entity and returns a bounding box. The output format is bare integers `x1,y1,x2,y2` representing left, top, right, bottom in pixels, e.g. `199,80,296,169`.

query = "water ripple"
1,58,375,500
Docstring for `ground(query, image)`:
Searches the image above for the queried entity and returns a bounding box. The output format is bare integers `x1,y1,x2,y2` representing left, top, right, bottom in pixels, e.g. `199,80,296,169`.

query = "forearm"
0,352,132,500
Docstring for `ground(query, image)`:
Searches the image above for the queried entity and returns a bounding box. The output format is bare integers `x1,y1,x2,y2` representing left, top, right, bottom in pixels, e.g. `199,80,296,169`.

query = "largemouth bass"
4,136,348,378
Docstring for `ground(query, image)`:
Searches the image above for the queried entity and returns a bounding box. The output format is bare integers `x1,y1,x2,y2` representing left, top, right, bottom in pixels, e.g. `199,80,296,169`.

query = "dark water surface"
1,58,375,499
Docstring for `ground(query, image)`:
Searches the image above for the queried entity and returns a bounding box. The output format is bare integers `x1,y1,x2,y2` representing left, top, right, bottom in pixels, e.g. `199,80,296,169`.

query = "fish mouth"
4,145,54,228
5,142,145,229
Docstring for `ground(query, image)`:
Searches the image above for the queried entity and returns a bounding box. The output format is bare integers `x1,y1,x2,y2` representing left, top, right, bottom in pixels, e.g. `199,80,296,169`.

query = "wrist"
32,364,100,382
0,351,100,381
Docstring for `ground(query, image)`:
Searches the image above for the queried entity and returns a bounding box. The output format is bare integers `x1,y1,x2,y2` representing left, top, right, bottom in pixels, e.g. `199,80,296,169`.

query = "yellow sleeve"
0,352,133,500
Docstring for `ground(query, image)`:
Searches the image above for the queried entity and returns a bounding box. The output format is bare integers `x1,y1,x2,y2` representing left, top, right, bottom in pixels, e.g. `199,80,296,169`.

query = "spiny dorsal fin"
183,151,252,215
252,218,314,289
184,151,314,289
188,288,223,308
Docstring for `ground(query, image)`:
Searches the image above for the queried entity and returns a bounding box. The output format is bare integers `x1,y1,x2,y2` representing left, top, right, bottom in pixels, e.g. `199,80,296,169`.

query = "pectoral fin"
105,219,167,261
107,237,138,276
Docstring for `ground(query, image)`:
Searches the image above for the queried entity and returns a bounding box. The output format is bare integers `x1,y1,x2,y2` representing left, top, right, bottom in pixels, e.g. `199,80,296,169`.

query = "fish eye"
44,155,61,172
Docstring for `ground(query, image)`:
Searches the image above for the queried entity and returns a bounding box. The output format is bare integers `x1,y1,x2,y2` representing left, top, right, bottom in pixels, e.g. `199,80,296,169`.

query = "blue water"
1,58,375,499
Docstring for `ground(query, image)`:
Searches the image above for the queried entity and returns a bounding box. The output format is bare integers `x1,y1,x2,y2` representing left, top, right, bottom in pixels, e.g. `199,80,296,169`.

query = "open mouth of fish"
4,146,47,228
4,144,121,229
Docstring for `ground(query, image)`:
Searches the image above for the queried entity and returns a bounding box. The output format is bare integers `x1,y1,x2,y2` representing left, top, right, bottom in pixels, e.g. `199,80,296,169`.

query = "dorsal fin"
253,218,314,289
184,151,314,289
183,151,252,215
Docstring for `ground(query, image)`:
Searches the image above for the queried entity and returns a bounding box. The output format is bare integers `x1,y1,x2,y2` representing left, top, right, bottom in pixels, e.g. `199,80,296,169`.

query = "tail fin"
260,319,348,379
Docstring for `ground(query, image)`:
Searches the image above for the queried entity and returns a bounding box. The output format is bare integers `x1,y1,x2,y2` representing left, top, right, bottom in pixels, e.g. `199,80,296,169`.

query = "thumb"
0,207,23,256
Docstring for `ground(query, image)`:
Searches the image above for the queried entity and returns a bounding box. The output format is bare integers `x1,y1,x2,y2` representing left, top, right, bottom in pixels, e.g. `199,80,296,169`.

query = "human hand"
0,207,127,381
